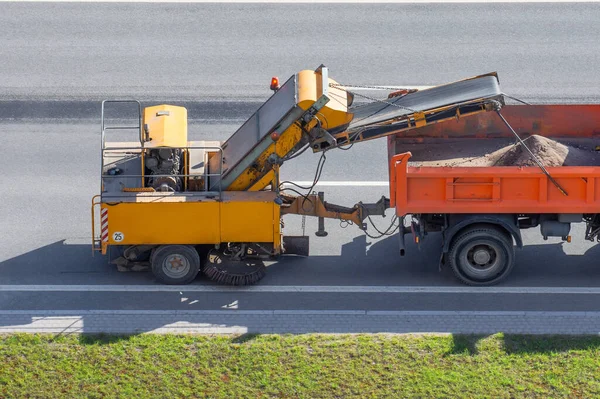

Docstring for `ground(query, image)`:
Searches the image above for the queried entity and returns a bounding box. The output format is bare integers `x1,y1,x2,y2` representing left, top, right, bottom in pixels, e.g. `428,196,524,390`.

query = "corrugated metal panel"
209,75,300,189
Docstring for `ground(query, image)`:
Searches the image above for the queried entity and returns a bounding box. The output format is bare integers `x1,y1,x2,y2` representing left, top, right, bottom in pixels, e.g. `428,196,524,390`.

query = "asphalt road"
2,2,600,102
1,2,600,334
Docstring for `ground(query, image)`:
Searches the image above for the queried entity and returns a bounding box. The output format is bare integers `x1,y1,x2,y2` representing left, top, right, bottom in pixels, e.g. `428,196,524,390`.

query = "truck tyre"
448,226,515,286
151,245,200,285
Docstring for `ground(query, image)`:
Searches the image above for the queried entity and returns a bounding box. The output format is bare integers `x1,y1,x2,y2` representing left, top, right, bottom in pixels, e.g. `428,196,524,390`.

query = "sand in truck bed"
402,135,600,167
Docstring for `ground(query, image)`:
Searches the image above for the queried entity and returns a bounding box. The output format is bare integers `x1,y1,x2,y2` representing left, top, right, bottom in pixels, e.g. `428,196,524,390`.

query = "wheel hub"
472,248,492,265
467,244,496,269
163,254,190,278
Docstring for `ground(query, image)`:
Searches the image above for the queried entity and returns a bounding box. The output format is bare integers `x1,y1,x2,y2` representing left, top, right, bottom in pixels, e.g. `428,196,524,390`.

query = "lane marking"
2,285,600,294
284,181,389,187
1,310,600,316
3,1,596,3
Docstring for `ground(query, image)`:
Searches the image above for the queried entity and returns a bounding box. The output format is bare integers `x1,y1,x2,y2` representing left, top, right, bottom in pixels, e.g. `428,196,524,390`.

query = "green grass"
1,333,599,398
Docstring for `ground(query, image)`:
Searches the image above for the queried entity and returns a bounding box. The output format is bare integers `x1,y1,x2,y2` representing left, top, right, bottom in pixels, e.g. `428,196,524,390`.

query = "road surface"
1,2,600,334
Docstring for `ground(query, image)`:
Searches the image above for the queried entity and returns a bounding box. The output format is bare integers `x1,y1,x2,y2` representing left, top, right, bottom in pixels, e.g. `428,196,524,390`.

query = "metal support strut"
496,110,568,197
315,192,328,237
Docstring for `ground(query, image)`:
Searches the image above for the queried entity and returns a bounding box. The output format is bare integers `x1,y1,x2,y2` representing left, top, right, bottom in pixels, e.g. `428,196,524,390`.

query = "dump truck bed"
388,104,600,216
395,137,600,168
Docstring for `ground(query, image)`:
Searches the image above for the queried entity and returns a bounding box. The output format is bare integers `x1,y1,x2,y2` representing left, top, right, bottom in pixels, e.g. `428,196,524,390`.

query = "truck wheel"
151,245,200,285
448,226,515,286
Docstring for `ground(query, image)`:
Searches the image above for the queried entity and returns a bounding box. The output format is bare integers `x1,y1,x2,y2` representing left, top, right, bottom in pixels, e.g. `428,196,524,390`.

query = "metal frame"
101,145,224,198
91,195,102,252
100,100,143,146
100,100,143,195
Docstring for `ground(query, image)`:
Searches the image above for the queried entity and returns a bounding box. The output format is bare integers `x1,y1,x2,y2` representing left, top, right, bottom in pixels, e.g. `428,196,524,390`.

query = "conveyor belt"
210,70,504,191
330,73,504,147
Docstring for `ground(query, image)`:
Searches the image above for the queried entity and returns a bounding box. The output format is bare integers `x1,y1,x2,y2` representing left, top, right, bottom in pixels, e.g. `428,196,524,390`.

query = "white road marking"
2,285,600,295
0,310,599,316
284,181,389,187
3,0,596,3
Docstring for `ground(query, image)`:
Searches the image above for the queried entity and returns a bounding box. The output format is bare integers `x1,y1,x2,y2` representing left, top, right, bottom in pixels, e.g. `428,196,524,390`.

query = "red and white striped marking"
100,208,109,243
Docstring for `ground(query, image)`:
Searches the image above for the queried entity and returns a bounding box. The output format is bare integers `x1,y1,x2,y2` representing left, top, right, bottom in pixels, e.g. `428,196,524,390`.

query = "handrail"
100,100,143,149
101,100,143,198
90,195,102,254
101,144,225,197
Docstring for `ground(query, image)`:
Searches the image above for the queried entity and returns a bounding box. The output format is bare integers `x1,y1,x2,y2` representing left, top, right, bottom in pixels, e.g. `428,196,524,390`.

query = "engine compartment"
144,147,183,192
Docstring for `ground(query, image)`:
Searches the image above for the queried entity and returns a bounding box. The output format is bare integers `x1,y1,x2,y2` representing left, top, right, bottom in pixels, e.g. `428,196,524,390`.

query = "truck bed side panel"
391,153,600,215
389,104,600,142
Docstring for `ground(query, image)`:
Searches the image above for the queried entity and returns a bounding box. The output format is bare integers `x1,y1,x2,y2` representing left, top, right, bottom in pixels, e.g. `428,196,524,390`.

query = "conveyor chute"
210,70,504,191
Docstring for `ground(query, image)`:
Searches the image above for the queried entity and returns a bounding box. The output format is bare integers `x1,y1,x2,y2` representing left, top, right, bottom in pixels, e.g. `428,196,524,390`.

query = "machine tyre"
151,245,200,285
448,226,515,286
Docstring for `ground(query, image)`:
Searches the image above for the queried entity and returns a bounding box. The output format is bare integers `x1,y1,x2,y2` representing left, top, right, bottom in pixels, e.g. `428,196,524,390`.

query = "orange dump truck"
388,104,600,285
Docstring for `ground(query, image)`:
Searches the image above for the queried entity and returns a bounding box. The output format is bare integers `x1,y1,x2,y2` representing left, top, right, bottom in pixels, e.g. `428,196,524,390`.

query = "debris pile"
493,135,569,166
490,135,599,167
407,135,600,167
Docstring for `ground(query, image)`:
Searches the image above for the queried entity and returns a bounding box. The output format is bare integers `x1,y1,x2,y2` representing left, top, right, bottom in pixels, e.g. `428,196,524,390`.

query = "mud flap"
282,236,310,257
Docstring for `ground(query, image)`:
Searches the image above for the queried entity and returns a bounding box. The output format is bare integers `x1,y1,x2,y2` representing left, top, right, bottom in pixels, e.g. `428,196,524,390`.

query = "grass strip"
0,333,599,398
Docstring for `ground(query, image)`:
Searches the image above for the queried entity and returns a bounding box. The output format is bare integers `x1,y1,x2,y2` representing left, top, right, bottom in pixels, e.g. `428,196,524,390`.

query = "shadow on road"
0,240,110,276
0,236,600,334
266,233,448,286
3,233,599,288
268,232,600,287
0,240,146,283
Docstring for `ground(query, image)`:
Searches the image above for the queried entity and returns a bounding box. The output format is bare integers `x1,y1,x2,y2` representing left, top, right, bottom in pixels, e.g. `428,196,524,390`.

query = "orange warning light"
270,77,280,91
271,132,280,141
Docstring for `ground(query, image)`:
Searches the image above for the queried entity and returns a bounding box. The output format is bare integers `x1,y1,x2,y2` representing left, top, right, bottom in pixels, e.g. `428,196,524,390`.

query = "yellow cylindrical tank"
143,105,188,148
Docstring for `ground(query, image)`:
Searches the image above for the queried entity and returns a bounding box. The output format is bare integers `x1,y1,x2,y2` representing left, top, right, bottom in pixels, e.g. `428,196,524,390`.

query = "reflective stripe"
101,208,109,242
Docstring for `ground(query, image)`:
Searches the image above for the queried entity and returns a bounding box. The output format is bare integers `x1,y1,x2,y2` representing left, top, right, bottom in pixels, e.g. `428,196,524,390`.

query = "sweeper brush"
202,250,267,286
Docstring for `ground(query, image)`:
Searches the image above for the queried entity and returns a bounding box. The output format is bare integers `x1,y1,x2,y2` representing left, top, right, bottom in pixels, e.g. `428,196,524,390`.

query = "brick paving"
1,310,599,335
